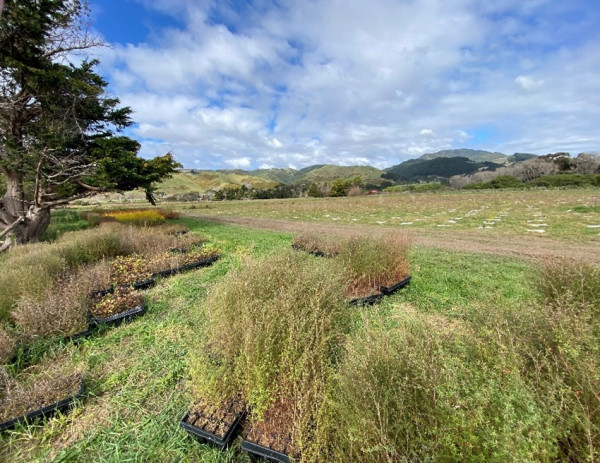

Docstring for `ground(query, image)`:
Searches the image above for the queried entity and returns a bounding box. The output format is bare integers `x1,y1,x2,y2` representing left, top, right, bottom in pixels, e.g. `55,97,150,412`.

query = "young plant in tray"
335,232,410,299
189,250,351,459
0,368,83,431
291,232,344,257
91,288,144,320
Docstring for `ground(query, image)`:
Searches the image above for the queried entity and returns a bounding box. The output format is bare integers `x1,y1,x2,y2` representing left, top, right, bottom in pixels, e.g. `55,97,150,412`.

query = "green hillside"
299,165,388,186
419,149,508,163
156,171,279,194
384,157,502,182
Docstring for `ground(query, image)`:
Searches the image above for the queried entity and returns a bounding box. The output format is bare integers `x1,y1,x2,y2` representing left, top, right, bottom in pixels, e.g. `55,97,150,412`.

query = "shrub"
191,250,351,455
322,306,553,462
12,273,90,339
0,370,82,424
292,232,345,257
489,175,524,189
0,327,16,364
336,232,410,297
104,209,167,226
530,173,600,188
529,259,600,461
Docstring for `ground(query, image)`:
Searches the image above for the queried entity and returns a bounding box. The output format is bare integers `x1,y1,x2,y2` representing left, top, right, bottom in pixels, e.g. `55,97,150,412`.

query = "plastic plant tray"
0,376,84,432
242,440,292,463
91,303,146,327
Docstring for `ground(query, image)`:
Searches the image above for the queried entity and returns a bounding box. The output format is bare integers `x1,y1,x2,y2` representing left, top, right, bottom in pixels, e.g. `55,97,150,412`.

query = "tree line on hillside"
203,152,599,201
207,176,395,201
450,152,600,189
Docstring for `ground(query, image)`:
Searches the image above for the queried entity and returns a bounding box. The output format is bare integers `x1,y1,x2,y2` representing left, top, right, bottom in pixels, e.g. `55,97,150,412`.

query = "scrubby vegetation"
0,206,598,462
336,232,410,298
317,258,600,462
190,250,351,457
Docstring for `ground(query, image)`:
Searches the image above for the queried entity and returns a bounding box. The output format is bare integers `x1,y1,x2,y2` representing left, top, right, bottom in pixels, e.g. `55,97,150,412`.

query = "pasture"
0,187,598,462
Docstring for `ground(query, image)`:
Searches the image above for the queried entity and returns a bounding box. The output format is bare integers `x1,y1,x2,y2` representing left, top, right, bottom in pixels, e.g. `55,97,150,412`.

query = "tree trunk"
0,171,52,250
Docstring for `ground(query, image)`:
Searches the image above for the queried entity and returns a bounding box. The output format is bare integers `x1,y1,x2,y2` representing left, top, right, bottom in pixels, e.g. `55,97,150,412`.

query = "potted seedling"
0,371,84,432
180,395,245,448
90,288,145,326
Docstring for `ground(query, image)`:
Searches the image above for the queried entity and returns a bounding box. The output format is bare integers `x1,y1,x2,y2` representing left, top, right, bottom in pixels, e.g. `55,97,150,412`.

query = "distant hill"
507,153,538,163
299,165,387,186
419,149,508,163
384,157,502,183
152,150,539,195
156,171,279,195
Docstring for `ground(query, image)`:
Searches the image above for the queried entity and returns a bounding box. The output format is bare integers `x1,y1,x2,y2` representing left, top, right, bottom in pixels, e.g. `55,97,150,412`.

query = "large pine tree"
0,0,180,250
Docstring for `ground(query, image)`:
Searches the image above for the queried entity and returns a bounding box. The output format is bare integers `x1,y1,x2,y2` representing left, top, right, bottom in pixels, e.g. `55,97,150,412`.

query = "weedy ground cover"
190,250,351,458
180,188,600,242
82,208,180,226
0,213,598,462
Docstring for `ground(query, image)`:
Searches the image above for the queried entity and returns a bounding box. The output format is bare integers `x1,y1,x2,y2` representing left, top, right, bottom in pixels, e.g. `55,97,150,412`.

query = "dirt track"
187,214,600,266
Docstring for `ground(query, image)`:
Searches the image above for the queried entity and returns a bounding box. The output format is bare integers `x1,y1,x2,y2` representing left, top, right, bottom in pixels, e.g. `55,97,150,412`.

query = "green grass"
1,215,595,461
41,210,89,242
178,188,600,242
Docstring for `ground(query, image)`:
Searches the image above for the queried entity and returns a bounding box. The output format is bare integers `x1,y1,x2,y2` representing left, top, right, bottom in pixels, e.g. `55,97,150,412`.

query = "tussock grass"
0,224,206,320
336,232,410,297
191,250,351,456
105,209,166,226
0,369,82,424
0,327,16,364
12,273,91,340
322,306,551,462
292,232,344,256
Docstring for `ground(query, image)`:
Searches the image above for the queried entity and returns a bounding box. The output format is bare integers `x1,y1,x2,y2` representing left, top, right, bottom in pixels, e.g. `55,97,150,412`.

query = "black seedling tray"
153,255,220,279
91,303,146,327
180,405,245,449
380,275,412,295
291,244,331,258
90,278,156,299
0,376,84,432
349,293,384,306
242,440,292,463
63,328,92,344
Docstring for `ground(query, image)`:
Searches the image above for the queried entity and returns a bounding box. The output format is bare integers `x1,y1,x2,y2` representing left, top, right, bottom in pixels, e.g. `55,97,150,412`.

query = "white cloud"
97,0,600,169
515,75,544,91
225,157,252,169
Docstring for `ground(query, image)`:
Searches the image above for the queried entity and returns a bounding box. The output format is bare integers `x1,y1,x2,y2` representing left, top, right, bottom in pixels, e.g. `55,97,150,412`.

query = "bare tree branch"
0,215,24,239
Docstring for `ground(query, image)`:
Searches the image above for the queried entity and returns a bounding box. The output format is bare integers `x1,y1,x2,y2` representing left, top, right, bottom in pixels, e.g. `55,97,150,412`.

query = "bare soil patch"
188,214,600,266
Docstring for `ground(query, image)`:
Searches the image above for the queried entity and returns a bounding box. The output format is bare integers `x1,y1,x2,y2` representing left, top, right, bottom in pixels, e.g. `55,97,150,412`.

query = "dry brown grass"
0,327,16,364
292,232,344,256
0,370,82,424
336,231,411,298
12,273,91,340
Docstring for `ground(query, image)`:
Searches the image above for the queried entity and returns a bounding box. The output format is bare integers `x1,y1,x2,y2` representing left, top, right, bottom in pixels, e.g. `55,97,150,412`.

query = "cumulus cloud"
96,0,600,169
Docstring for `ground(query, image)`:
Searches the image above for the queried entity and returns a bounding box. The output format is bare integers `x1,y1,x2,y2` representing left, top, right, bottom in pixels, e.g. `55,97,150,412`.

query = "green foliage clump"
322,307,552,462
336,233,410,297
292,232,344,257
530,173,600,188
191,250,351,455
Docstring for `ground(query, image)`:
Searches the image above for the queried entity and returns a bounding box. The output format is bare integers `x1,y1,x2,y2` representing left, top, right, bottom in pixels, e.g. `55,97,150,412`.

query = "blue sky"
89,0,600,169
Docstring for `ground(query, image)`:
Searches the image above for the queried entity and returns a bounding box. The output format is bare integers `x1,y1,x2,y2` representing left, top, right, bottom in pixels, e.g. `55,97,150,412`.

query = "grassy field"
0,215,543,462
179,188,600,242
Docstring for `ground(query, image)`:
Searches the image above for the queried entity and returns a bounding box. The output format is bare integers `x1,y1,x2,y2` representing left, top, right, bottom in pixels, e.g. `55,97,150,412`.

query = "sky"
89,0,600,170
